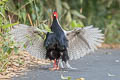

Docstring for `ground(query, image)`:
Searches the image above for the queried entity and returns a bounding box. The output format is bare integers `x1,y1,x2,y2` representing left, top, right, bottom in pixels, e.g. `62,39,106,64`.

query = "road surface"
13,49,120,80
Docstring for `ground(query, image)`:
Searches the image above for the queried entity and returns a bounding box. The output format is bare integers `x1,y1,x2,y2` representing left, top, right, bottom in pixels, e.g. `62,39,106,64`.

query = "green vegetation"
2,0,119,43
0,0,120,72
1,0,120,43
0,0,18,72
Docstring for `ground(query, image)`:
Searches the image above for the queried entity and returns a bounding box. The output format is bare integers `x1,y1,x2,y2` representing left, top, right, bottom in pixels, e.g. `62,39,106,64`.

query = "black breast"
44,32,68,60
44,18,69,61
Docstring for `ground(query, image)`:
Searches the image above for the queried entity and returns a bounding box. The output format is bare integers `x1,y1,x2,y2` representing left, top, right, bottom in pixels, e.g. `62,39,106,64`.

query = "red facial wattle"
53,11,58,19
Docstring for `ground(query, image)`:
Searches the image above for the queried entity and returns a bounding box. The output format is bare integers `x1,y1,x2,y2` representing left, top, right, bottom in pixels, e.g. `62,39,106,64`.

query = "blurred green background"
0,0,120,72
0,0,120,43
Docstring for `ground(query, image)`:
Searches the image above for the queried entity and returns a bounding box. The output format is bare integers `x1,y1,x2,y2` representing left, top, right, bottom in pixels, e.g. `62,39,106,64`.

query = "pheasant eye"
53,14,56,16
53,12,58,18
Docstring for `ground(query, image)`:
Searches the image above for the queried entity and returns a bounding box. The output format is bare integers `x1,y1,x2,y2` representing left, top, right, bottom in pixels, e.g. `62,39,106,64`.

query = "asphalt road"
13,49,120,80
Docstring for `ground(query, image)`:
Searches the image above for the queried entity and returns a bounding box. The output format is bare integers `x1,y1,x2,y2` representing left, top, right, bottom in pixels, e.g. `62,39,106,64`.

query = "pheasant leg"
49,59,60,70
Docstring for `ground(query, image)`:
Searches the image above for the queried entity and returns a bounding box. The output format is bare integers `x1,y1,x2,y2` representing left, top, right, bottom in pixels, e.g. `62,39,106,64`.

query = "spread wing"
10,24,47,59
66,25,104,60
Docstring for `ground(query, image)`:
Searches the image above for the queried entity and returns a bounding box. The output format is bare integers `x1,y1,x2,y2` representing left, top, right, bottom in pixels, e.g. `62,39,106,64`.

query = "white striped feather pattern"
10,24,46,59
67,25,104,60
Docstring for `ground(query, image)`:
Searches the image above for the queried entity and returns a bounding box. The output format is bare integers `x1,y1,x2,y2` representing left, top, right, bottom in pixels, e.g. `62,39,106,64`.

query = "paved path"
13,49,120,80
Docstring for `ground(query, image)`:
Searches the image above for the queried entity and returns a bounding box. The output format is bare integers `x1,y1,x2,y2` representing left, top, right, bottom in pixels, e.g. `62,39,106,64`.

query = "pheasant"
10,11,104,70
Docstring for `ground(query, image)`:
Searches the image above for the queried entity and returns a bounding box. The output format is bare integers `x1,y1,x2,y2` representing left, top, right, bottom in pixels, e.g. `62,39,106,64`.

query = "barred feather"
10,24,46,59
66,25,104,60
11,24,104,61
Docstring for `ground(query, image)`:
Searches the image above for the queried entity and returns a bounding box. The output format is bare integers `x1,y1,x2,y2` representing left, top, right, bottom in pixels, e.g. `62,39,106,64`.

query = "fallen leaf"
105,52,112,55
0,74,10,79
61,74,71,80
76,78,85,80
108,73,116,77
115,60,119,63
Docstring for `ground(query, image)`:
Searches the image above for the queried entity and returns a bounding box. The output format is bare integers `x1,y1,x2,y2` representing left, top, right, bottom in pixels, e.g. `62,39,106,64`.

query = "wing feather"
66,25,104,60
10,24,46,59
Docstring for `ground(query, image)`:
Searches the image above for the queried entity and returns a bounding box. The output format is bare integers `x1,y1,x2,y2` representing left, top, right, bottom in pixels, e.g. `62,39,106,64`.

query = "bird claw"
68,67,77,70
66,61,77,70
49,67,60,71
49,67,57,71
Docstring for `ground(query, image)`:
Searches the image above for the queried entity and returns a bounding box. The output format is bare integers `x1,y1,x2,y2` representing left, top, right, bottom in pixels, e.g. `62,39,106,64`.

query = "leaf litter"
0,51,50,80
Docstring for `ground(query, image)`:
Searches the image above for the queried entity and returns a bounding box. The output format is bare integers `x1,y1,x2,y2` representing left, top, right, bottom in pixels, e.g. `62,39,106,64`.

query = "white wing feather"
66,25,104,60
11,24,104,60
10,24,46,59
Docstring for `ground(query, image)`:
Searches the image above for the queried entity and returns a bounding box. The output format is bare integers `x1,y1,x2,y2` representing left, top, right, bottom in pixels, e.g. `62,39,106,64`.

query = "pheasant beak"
53,11,58,19
54,14,56,16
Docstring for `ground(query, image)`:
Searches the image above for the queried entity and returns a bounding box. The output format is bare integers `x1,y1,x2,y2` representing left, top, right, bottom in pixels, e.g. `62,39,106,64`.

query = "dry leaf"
108,73,116,77
0,51,49,79
76,78,85,80
115,60,119,63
